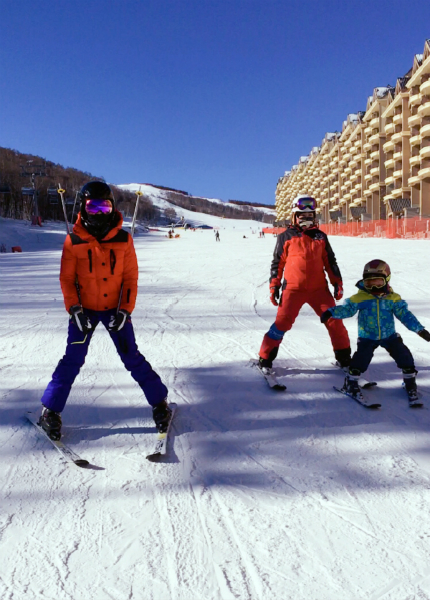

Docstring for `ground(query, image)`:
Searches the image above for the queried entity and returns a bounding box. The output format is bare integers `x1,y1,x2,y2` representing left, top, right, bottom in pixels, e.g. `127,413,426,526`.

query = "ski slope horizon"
1,215,430,600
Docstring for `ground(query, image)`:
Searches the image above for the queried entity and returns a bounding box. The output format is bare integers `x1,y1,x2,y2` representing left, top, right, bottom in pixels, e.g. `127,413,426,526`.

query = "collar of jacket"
73,211,124,242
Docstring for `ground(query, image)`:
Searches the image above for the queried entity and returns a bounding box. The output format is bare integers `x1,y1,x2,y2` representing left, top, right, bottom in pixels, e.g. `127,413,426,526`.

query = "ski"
250,359,287,391
333,386,381,409
332,361,377,389
146,403,177,461
26,413,89,468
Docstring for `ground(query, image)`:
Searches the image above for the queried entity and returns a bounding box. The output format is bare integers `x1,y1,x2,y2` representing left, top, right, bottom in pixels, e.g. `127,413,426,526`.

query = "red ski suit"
259,225,350,360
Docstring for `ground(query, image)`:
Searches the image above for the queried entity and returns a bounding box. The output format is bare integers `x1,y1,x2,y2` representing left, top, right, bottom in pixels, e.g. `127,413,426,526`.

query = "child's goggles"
85,199,113,214
295,197,317,210
363,276,386,289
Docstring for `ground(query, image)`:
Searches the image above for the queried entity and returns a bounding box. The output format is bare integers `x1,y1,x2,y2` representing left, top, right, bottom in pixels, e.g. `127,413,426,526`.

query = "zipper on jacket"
88,249,93,273
377,298,381,339
127,288,131,303
110,249,116,275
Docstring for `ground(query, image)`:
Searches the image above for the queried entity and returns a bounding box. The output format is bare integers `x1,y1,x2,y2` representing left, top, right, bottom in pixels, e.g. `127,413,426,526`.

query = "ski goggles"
294,197,317,210
363,276,386,289
85,199,113,214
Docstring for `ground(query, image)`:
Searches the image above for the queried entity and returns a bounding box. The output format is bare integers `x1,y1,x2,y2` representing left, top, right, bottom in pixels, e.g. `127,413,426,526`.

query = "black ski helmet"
79,181,115,238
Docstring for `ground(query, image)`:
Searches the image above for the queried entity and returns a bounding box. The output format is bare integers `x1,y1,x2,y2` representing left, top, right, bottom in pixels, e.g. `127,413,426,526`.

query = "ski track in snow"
1,217,430,600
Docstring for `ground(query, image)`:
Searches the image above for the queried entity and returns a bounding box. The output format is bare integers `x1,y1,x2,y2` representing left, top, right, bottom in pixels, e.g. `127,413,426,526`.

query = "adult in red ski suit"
258,196,351,368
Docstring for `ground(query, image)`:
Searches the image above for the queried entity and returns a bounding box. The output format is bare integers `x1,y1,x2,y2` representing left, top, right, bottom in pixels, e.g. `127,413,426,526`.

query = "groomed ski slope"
1,216,430,600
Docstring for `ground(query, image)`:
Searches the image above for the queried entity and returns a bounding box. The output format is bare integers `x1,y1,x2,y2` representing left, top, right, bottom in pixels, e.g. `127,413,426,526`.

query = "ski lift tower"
20,160,47,221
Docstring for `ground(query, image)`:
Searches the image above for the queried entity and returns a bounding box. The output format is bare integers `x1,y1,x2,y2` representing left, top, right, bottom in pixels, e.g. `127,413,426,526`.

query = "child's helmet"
291,195,317,229
363,259,391,293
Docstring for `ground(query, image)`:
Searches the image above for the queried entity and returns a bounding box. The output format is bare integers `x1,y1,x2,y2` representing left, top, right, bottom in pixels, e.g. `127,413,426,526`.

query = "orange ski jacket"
59,212,138,313
270,226,342,292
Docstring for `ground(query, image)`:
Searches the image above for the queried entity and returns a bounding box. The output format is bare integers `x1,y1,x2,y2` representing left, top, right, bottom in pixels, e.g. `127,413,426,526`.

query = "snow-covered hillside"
1,216,430,600
116,182,276,223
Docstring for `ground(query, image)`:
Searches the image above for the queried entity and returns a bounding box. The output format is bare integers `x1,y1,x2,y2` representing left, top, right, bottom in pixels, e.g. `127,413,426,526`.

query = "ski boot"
403,368,421,406
343,369,362,399
39,406,62,441
152,399,172,433
334,347,351,370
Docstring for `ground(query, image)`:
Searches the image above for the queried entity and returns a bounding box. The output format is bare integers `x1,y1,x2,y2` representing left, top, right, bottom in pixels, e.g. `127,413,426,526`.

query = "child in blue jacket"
321,259,430,402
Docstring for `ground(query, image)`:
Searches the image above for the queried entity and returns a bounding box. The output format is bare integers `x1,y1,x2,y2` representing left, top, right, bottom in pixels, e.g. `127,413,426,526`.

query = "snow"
1,216,430,600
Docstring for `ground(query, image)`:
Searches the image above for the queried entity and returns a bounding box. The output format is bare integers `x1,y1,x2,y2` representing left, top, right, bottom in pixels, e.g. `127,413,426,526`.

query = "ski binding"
26,412,89,468
333,386,381,409
332,361,377,389
250,359,286,391
146,402,177,461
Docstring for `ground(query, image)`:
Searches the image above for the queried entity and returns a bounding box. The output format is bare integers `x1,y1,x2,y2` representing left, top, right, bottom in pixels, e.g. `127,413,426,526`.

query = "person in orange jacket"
39,181,170,440
258,195,351,371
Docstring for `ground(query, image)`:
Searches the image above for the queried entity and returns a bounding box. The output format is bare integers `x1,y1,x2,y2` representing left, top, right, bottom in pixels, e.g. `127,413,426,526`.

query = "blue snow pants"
350,333,414,374
41,309,168,412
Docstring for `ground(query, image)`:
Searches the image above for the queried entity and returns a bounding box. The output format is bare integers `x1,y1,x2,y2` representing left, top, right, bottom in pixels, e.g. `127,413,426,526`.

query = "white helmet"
291,195,317,229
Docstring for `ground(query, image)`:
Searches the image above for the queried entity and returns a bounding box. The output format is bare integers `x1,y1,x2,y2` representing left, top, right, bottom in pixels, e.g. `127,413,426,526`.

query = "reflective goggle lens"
364,277,385,288
296,197,317,210
85,199,113,214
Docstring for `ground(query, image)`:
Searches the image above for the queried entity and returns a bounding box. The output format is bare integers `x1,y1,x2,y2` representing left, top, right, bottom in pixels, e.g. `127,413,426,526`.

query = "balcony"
393,113,403,125
355,183,362,190
365,174,372,181
354,139,362,148
364,188,373,196
409,93,421,107
418,101,430,118
370,150,380,160
355,168,361,176
363,142,372,152
369,133,381,144
410,134,422,147
421,123,430,138
370,167,379,176
410,154,421,167
393,151,403,161
364,125,372,135
420,146,430,160
408,113,421,127
385,175,395,186
370,117,379,128
382,139,395,153
419,166,430,180
385,158,395,169
420,80,430,95
408,174,421,186
385,122,395,135
391,131,405,143
393,169,403,179
369,182,380,192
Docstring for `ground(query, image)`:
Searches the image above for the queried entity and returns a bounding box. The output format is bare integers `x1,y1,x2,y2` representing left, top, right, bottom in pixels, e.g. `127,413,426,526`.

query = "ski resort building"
276,39,430,224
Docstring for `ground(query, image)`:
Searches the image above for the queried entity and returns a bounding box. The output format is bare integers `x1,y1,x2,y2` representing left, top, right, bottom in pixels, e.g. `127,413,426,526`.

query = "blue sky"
1,1,429,204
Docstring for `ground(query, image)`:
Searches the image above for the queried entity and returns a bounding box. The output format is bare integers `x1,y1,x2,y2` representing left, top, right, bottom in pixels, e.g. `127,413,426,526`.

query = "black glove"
108,309,130,332
320,309,333,324
418,329,430,342
69,304,92,333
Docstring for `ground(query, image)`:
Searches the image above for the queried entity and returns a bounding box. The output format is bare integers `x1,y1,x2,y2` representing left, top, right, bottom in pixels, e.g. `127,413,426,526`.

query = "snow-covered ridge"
115,182,276,216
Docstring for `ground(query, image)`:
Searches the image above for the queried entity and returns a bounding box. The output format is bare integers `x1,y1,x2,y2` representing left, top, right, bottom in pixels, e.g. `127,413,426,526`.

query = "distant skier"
321,259,430,402
38,181,170,440
258,195,351,370
215,231,220,242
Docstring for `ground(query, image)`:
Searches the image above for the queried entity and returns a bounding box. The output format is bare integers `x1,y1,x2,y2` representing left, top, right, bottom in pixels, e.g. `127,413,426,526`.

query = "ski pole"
117,187,143,312
57,184,70,234
130,187,143,237
58,184,82,304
